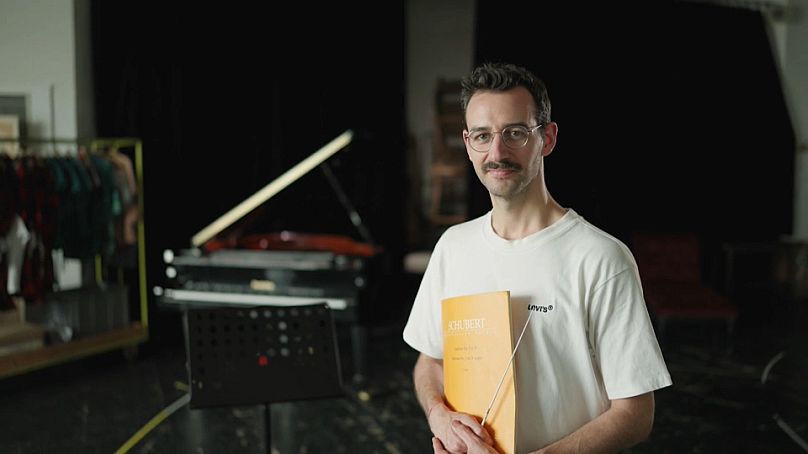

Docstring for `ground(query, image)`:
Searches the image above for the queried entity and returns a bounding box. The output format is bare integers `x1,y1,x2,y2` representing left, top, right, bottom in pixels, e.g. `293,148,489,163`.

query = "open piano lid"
190,129,381,257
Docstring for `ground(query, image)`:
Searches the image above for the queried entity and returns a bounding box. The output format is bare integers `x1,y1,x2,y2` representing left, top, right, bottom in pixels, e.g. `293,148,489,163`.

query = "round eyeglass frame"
464,124,544,152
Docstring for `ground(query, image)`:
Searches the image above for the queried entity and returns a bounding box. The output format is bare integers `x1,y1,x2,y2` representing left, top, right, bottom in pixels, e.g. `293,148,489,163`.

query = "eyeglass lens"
468,126,532,152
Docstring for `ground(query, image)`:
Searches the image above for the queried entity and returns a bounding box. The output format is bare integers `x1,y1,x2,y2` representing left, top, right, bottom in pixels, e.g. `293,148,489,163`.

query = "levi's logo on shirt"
527,303,555,313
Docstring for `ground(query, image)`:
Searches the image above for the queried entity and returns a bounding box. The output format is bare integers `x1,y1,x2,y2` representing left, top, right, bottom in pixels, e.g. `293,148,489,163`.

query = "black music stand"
184,303,344,453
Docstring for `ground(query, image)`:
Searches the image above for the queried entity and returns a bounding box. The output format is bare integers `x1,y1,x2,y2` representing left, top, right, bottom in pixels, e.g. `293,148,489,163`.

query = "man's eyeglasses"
464,124,543,153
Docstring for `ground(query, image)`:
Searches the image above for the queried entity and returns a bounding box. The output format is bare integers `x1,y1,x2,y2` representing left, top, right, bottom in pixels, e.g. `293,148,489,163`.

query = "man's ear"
542,122,559,156
463,130,474,161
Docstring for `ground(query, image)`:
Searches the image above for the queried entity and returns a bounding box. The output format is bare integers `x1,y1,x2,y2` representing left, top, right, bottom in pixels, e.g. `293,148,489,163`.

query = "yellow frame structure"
0,137,148,378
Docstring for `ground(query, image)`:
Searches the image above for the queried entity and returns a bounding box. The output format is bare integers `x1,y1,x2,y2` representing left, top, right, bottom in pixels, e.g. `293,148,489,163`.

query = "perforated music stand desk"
184,303,344,452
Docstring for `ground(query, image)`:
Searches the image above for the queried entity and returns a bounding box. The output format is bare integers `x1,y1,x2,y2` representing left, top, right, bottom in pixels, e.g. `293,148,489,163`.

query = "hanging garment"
20,231,53,305
0,154,20,236
0,248,13,310
0,214,30,296
89,154,118,257
63,156,93,258
106,149,138,247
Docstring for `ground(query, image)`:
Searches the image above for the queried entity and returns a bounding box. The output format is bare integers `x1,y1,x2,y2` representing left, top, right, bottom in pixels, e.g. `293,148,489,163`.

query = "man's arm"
529,392,655,454
413,353,494,453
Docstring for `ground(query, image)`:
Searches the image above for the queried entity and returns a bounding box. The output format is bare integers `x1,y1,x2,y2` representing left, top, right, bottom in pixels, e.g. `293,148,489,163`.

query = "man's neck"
490,186,566,240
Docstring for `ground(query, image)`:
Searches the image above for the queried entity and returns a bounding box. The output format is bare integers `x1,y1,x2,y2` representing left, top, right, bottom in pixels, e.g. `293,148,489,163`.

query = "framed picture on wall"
0,114,20,157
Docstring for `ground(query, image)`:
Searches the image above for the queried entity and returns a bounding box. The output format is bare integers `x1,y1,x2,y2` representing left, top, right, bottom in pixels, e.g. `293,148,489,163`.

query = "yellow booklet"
442,290,516,454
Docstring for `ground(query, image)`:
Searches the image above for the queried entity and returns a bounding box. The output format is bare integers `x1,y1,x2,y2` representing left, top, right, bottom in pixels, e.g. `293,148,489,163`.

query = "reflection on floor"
1,298,806,454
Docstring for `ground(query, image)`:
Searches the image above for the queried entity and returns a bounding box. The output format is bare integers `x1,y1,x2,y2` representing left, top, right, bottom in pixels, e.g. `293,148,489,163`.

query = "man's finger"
432,436,450,454
452,420,486,448
451,415,494,446
473,423,494,445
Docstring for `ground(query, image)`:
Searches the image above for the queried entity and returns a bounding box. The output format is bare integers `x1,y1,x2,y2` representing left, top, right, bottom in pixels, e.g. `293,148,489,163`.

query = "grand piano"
155,130,382,383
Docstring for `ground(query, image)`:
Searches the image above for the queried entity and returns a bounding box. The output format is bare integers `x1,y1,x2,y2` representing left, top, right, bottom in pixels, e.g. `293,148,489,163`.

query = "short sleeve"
402,240,447,359
588,268,673,398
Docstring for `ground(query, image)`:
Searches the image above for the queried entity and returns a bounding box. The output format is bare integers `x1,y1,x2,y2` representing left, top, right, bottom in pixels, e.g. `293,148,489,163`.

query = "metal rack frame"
0,137,148,378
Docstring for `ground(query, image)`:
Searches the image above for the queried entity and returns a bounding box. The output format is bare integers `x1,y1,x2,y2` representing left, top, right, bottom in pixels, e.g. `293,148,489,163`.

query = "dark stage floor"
1,294,807,454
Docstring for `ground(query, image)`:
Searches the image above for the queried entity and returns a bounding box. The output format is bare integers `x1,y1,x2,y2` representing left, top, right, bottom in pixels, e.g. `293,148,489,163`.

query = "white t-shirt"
403,209,672,452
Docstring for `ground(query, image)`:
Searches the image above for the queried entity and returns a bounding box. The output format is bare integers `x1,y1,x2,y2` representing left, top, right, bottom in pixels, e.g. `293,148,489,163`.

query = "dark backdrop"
471,1,795,264
91,1,796,341
90,3,407,343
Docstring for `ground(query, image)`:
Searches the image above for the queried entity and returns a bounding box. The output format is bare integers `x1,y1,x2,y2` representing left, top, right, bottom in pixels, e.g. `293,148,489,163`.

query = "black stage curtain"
470,1,794,248
91,2,407,333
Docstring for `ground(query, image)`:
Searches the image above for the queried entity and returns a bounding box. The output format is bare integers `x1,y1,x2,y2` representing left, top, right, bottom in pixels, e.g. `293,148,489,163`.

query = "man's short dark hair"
460,62,551,127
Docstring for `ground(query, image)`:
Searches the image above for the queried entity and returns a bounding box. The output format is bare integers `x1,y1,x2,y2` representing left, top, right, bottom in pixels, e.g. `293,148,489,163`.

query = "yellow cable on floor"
114,393,191,454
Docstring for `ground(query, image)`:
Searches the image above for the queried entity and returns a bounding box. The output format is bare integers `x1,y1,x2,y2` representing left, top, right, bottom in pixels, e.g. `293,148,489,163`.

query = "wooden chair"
631,232,738,351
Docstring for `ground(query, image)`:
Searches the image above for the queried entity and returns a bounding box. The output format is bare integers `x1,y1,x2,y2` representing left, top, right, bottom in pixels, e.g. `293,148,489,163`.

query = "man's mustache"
484,160,521,172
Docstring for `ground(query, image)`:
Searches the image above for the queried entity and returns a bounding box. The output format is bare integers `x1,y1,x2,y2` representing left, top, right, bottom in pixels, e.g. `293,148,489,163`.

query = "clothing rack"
0,137,148,379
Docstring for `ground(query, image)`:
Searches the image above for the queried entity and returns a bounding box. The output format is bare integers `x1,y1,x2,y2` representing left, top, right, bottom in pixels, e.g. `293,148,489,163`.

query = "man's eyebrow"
467,122,529,132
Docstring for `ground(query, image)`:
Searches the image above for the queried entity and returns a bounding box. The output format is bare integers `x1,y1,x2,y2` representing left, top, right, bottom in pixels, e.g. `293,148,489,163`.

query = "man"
403,62,672,453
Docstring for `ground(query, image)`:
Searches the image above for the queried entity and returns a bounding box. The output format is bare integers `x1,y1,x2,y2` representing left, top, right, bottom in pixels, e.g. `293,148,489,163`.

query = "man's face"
463,87,555,200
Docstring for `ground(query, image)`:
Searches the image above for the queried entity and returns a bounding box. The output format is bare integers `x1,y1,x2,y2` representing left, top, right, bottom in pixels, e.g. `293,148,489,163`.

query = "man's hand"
432,420,500,454
428,402,494,453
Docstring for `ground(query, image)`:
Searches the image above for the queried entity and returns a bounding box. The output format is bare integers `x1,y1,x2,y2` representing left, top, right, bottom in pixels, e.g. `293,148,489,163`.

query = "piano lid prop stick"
191,130,354,247
481,309,533,428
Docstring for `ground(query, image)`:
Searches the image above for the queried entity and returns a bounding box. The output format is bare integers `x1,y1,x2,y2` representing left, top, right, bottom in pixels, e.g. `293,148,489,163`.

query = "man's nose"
487,133,508,159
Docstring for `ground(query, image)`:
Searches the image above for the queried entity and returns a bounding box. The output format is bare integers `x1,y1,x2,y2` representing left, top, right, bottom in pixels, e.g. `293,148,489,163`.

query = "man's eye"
472,133,491,142
506,129,527,140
